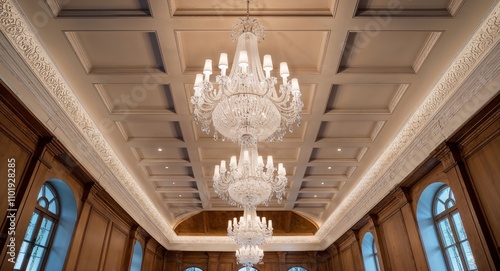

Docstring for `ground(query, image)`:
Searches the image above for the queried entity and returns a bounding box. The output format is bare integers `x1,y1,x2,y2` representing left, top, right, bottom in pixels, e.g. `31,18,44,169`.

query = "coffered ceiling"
1,0,499,251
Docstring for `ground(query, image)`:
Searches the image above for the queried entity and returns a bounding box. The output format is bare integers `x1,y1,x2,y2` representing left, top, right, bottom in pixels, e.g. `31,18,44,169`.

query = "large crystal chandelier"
236,245,264,268
191,0,303,146
228,207,273,246
213,140,287,207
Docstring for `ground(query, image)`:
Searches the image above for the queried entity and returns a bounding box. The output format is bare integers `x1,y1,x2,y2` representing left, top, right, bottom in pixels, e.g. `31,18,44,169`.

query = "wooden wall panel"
380,211,416,271
103,224,128,271
0,133,30,232
143,247,156,271
340,247,355,271
466,135,500,248
76,210,109,271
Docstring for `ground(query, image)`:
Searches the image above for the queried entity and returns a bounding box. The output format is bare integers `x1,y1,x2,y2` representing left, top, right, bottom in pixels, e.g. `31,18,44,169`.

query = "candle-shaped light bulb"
194,73,203,94
228,220,232,229
203,59,212,76
263,54,273,78
280,62,290,84
219,53,228,76
230,156,237,167
239,50,249,73
266,155,273,167
220,160,226,172
233,217,238,226
257,156,264,167
243,150,249,162
262,217,266,224
269,220,272,229
291,78,300,95
278,163,284,175
213,165,220,178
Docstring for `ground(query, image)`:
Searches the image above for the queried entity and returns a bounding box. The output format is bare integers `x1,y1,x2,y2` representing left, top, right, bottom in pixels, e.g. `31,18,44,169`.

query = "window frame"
15,183,60,271
432,185,476,271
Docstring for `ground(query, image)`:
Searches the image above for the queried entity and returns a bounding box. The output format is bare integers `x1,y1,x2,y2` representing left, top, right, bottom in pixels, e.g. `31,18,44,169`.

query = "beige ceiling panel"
51,0,149,10
300,180,344,189
116,121,182,140
356,0,464,17
178,30,327,74
95,83,174,114
305,165,355,177
132,147,189,160
310,147,366,161
153,180,197,189
326,84,407,114
169,0,335,16
317,120,385,141
145,165,193,177
297,192,334,199
65,31,164,74
339,31,441,73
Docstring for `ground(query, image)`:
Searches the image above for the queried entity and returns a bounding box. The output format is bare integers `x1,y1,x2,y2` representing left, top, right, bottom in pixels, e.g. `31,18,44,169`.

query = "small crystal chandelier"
191,0,303,146
228,207,273,246
213,140,287,207
236,245,264,268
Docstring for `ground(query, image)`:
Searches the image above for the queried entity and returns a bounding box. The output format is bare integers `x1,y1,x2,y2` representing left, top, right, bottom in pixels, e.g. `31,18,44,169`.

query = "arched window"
288,267,308,271
433,185,476,270
130,241,143,271
417,183,477,271
184,267,203,271
238,267,258,271
361,232,380,271
14,180,77,271
14,183,59,271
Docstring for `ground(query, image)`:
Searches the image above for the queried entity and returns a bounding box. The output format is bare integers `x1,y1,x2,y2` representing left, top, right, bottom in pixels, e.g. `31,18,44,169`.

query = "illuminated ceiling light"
328,166,332,170
321,182,325,185
228,207,273,246
337,148,342,152
165,166,169,169
236,245,264,268
157,148,163,152
191,0,303,146
213,140,287,207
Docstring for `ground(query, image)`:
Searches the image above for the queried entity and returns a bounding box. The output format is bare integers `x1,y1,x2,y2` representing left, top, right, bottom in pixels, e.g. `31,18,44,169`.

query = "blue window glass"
433,185,477,271
14,183,59,271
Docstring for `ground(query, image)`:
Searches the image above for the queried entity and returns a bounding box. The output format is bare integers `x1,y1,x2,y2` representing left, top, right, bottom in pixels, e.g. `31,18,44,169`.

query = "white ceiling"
2,0,499,251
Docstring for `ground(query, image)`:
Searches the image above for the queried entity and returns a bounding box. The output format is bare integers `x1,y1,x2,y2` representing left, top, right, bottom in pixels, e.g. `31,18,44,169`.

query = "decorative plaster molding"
0,0,498,251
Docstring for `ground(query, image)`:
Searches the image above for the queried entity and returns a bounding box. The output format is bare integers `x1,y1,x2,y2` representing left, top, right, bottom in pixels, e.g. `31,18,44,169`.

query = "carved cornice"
0,0,499,251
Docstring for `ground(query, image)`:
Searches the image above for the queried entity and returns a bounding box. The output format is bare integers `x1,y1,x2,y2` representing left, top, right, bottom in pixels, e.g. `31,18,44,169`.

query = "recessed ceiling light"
328,166,332,170
172,182,175,185
337,148,342,152
165,166,169,169
157,148,163,152
178,194,182,197
321,182,325,185
314,195,317,198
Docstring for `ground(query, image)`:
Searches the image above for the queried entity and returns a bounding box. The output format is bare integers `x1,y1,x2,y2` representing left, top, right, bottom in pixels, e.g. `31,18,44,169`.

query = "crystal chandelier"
228,207,273,246
236,245,264,268
191,0,303,146
213,140,287,207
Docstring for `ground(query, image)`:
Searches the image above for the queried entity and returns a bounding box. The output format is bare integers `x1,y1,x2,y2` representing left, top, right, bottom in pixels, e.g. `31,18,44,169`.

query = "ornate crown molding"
0,0,498,251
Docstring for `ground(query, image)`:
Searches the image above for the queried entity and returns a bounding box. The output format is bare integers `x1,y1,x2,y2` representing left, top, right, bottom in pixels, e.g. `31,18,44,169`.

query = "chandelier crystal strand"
191,4,303,145
228,207,273,246
213,140,287,207
236,245,264,268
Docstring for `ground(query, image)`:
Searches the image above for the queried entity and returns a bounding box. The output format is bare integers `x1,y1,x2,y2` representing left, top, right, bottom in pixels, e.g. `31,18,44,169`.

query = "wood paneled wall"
0,83,166,271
